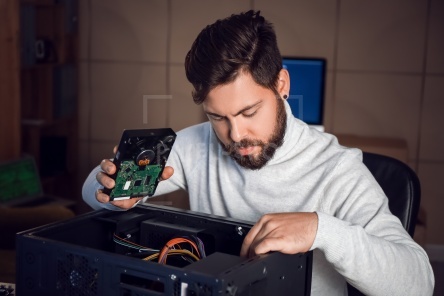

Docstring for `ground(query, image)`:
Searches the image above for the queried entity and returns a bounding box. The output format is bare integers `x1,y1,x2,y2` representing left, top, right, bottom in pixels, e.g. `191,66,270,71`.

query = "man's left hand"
240,212,318,258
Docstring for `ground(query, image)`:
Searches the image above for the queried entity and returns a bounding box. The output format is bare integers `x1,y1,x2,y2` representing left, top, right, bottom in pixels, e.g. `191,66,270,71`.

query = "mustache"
224,138,265,154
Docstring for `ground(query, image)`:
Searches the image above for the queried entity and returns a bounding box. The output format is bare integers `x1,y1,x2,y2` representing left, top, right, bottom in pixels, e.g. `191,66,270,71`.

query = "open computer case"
16,203,312,296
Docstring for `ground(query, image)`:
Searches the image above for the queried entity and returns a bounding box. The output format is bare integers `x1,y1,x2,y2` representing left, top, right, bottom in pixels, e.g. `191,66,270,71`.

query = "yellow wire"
158,238,201,264
114,233,157,250
143,249,199,263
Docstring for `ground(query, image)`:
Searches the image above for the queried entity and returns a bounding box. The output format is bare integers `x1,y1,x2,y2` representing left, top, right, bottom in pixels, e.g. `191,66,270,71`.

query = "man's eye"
209,115,224,121
243,111,257,118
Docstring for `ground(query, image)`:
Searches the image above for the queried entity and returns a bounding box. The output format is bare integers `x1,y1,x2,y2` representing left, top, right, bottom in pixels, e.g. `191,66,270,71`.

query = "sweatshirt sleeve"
81,164,127,211
310,152,434,296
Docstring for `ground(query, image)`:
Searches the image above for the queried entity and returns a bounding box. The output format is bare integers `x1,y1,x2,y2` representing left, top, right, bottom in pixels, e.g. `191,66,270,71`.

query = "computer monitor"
282,57,326,132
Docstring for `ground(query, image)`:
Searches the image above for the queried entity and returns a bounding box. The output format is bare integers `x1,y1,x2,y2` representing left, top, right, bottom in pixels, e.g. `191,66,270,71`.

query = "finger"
96,171,115,189
113,145,118,155
100,159,116,175
95,189,110,204
240,228,256,257
160,166,174,181
240,215,270,257
245,213,319,257
111,197,142,209
246,225,295,257
251,236,287,256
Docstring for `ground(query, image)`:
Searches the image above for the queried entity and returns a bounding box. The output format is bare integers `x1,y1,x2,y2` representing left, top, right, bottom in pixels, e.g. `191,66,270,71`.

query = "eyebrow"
205,100,263,118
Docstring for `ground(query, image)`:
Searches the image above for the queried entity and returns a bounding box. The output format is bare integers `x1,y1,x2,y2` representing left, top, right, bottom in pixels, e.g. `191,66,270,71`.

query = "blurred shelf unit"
19,0,79,199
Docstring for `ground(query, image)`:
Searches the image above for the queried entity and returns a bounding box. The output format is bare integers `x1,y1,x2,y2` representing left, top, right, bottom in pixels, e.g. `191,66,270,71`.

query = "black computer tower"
16,203,312,296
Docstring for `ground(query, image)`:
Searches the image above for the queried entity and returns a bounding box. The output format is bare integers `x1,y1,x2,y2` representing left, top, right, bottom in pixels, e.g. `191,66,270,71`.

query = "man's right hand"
95,158,174,210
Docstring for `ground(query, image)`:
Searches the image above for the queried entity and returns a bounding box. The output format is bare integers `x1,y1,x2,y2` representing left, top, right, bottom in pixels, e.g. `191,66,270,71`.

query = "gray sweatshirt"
83,101,434,295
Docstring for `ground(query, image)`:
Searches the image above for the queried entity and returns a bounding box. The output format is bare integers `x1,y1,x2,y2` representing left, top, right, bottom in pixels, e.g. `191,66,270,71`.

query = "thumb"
160,166,174,181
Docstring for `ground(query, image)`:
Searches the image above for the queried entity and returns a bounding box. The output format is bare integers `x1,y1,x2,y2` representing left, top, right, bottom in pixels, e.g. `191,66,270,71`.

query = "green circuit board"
105,128,176,201
110,160,163,200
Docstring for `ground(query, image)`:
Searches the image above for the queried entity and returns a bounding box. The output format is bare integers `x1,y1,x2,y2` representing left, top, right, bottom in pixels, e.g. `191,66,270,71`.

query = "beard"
220,98,287,170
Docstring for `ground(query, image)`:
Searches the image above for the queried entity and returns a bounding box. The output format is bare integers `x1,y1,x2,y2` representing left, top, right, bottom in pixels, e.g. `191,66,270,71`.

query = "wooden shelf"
0,0,80,200
0,0,21,161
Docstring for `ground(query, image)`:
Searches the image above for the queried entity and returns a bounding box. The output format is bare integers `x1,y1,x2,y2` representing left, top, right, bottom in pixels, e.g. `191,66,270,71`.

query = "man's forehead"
203,73,268,114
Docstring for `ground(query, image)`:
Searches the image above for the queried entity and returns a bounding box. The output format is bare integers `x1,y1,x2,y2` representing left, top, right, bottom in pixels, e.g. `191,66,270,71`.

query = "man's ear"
277,69,290,98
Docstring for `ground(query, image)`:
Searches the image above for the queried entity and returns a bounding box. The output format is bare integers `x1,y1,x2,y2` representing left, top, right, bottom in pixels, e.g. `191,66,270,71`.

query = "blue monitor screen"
282,57,326,125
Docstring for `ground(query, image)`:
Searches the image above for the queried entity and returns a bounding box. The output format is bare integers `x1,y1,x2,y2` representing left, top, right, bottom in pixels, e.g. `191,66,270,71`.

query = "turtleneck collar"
265,99,305,166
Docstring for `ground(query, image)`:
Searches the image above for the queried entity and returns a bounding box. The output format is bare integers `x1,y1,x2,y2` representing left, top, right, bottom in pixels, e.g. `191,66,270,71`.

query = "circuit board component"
111,161,163,199
105,128,176,201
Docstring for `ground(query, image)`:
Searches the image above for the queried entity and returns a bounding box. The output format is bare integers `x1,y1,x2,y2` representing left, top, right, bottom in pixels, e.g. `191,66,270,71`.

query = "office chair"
348,151,422,296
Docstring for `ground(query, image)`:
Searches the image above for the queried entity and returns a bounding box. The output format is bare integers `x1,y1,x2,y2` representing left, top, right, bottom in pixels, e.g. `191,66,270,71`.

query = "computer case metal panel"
16,203,312,295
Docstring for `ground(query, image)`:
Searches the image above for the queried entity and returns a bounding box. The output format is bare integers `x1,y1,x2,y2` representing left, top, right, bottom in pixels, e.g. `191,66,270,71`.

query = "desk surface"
335,133,408,163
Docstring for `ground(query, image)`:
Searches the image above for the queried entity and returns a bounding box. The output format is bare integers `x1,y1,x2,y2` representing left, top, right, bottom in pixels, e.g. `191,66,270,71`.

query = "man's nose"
229,118,246,143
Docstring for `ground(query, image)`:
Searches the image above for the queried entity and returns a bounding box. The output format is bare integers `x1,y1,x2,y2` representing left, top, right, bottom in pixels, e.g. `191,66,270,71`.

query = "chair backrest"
348,151,421,296
362,151,421,237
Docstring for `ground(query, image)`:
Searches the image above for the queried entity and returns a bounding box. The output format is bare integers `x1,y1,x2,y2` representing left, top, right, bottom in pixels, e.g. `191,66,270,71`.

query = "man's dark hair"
185,10,282,104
